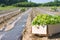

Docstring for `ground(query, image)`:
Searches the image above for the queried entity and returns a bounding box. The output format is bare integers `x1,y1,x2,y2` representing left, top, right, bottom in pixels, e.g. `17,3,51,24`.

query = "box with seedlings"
32,14,60,36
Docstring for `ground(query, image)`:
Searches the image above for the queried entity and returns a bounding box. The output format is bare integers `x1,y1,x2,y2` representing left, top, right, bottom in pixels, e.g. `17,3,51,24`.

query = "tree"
54,0,60,6
0,0,28,5
54,0,59,2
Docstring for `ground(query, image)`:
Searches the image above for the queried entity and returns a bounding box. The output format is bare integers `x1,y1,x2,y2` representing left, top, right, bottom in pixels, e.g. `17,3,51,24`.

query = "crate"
32,24,60,36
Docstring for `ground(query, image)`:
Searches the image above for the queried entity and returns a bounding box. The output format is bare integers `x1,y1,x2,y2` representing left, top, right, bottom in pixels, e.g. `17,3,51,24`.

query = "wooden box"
32,24,60,36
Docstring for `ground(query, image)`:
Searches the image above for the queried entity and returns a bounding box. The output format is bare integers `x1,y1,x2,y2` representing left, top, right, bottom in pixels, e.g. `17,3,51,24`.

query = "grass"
0,6,28,11
0,6,17,10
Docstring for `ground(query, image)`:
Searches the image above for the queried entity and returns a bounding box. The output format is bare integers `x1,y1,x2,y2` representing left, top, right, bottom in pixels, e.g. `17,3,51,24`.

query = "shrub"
32,14,60,25
20,8,26,12
51,6,57,11
14,2,39,7
0,4,6,7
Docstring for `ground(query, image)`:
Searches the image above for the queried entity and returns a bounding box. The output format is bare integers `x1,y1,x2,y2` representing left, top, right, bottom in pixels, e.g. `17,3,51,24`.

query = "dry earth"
0,10,21,31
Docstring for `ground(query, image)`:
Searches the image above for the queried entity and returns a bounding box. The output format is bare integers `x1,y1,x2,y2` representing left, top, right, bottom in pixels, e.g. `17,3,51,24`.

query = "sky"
28,0,54,3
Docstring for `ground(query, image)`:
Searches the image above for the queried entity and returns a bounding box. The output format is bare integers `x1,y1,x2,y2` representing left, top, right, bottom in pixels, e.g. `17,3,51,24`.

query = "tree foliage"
0,0,60,7
14,2,39,7
41,1,60,6
0,0,28,5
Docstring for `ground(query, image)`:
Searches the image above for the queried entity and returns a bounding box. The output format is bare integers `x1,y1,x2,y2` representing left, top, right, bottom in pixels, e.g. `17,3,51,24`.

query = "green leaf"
32,14,60,26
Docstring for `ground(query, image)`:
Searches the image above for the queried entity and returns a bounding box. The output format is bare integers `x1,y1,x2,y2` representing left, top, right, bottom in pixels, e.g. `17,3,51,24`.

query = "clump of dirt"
0,23,4,30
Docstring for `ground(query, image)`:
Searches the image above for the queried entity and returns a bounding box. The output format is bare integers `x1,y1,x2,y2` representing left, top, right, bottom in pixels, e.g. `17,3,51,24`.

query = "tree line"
0,0,60,7
41,0,60,6
0,0,28,5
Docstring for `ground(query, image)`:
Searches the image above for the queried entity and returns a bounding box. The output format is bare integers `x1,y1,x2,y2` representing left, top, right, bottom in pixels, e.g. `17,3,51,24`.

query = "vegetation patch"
50,6,57,11
20,7,26,12
32,14,60,25
14,2,39,7
0,6,16,10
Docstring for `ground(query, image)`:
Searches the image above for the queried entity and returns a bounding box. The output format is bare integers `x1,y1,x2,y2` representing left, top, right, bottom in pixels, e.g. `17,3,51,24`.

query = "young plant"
20,8,26,12
51,6,57,11
32,14,60,26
